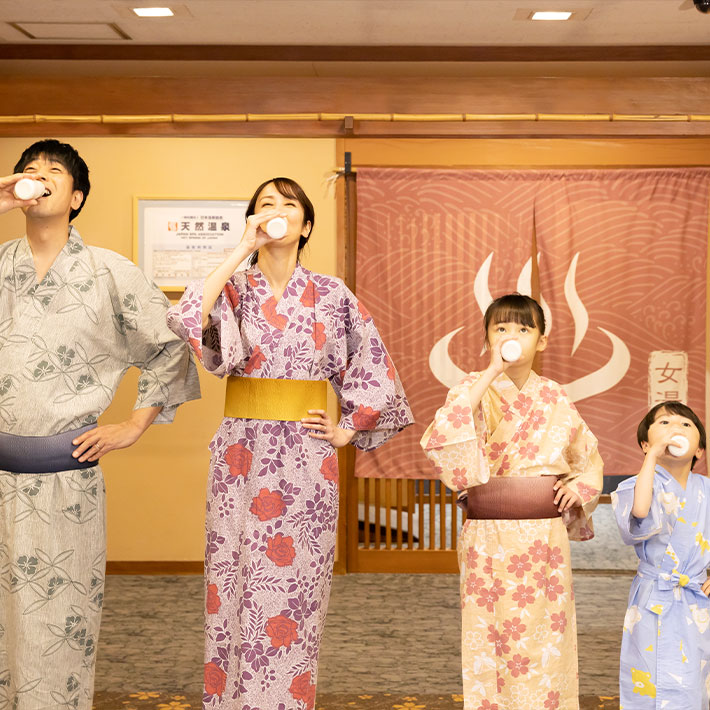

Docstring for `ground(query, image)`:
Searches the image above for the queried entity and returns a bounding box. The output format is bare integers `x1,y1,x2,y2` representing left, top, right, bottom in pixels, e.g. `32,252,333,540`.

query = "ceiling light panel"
513,8,592,22
531,11,573,21
133,7,174,17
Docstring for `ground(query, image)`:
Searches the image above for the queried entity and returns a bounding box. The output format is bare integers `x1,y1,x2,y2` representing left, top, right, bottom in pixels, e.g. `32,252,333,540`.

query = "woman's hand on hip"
301,409,356,448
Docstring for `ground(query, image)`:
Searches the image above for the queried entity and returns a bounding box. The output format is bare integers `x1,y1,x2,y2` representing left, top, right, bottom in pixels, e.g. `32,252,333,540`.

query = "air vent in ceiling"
9,21,130,40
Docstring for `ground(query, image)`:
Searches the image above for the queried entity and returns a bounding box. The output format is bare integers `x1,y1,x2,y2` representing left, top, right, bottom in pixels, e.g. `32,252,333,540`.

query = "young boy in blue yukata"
611,400,710,709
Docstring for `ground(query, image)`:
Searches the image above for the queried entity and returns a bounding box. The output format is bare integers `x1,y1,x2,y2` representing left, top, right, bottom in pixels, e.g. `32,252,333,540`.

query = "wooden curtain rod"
0,113,709,125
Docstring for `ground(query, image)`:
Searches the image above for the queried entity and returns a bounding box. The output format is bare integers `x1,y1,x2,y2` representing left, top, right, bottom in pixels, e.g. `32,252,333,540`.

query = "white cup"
668,434,690,457
14,178,45,200
501,340,522,363
266,217,288,239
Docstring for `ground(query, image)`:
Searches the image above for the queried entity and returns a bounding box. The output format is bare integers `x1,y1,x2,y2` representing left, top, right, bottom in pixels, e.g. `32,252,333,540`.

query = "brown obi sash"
466,476,561,520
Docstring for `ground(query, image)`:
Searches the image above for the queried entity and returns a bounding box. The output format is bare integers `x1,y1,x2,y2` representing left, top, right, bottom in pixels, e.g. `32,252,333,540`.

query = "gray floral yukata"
168,264,412,709
0,227,199,709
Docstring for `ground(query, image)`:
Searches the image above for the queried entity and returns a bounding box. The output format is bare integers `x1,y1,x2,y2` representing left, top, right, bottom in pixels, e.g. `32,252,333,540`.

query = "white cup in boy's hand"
668,434,690,457
501,340,522,363
266,217,288,239
14,178,45,200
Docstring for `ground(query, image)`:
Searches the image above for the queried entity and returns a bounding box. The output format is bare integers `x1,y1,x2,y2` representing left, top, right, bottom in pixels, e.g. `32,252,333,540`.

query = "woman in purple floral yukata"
167,177,412,710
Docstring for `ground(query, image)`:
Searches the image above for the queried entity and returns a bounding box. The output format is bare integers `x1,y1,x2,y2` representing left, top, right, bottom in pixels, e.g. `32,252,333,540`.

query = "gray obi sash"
0,424,97,473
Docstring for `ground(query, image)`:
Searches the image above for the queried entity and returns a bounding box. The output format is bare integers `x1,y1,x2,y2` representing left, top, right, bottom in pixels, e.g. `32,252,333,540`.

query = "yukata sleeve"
611,476,663,546
558,415,604,541
112,258,200,423
419,373,490,493
327,287,413,451
166,276,247,378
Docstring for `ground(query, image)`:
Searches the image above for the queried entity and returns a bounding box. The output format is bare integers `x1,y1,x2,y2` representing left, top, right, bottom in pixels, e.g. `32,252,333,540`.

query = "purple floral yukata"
167,263,412,710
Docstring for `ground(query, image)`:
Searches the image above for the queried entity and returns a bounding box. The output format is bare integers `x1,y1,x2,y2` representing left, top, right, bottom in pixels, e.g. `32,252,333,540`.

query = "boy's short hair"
637,400,706,469
484,293,546,335
13,139,90,222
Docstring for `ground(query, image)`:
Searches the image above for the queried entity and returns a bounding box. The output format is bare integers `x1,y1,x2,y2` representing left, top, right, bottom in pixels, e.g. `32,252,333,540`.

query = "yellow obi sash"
224,376,327,421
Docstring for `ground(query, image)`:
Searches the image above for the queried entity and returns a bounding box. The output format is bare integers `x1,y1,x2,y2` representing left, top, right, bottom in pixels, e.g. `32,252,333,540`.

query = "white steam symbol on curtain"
428,252,631,403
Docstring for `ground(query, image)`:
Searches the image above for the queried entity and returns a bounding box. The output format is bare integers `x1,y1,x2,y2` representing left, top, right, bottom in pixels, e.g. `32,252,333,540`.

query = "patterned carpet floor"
93,573,628,709
95,691,620,709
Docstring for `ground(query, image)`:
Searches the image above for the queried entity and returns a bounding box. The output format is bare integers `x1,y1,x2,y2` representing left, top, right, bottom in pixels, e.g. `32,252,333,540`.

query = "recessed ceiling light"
531,11,573,20
132,7,174,17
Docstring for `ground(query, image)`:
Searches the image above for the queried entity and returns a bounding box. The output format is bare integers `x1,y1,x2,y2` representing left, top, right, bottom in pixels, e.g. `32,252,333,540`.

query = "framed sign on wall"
134,197,249,290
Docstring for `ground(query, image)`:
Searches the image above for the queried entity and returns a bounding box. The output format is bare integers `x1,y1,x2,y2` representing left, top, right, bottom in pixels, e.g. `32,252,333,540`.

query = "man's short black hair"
637,400,706,469
13,139,90,221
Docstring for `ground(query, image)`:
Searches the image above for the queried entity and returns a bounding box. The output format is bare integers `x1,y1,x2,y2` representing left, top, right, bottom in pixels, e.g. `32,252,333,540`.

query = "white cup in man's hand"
14,178,45,200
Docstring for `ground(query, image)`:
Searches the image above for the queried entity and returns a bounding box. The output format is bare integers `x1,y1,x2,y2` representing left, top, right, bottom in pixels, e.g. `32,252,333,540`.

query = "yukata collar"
654,464,672,481
654,464,693,495
16,225,83,288
19,225,83,261
249,262,311,302
251,261,308,282
66,225,84,251
495,367,540,396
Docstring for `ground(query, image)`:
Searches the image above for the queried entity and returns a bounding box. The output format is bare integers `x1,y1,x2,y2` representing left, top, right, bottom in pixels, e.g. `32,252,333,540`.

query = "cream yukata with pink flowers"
168,263,412,710
421,370,603,710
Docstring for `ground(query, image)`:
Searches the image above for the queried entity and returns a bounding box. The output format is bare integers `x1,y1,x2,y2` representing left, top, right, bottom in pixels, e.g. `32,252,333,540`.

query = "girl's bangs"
487,303,539,329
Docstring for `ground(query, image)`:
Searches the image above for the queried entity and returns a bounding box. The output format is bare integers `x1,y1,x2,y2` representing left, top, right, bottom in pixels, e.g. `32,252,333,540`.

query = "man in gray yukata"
0,140,200,709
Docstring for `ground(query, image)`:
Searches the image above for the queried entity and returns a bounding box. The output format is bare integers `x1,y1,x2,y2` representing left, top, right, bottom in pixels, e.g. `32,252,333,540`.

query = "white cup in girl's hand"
266,217,288,239
14,178,45,200
668,434,690,457
501,340,522,363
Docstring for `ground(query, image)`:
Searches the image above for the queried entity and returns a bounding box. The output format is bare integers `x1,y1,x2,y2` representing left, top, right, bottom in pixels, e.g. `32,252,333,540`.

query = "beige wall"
4,135,710,566
0,137,338,561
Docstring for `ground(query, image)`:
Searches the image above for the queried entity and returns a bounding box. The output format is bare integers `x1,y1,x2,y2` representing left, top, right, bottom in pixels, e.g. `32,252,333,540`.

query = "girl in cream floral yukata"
421,293,603,710
612,401,710,710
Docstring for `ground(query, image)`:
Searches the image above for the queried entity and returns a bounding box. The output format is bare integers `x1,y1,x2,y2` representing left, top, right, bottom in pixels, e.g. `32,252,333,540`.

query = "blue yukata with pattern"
612,466,710,709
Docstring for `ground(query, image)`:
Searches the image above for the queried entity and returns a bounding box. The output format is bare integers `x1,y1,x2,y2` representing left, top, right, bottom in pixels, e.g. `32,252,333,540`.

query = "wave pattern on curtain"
355,167,709,488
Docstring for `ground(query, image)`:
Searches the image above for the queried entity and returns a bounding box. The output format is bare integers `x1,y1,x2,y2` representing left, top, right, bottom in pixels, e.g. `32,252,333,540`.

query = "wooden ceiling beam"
3,44,710,62
3,75,710,137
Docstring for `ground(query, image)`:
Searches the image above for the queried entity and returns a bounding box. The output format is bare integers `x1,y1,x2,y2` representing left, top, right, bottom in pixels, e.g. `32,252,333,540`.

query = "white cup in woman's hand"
266,217,288,239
